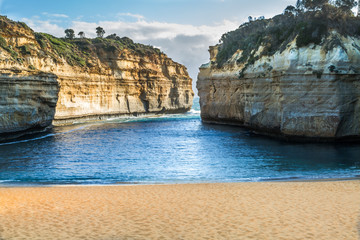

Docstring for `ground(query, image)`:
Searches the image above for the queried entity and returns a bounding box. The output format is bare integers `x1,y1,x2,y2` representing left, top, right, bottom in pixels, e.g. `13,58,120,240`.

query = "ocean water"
0,98,359,185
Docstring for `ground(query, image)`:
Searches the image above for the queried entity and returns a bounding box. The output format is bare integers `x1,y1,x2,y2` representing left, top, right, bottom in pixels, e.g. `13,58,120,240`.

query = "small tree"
335,0,357,13
248,16,253,22
303,0,329,10
96,26,105,38
284,5,297,15
106,33,120,40
296,0,305,10
78,31,85,38
65,29,75,39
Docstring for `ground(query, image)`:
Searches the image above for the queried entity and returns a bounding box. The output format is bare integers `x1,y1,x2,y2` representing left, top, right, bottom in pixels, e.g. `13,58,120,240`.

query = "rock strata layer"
53,51,193,124
0,70,59,141
0,17,193,139
197,34,360,141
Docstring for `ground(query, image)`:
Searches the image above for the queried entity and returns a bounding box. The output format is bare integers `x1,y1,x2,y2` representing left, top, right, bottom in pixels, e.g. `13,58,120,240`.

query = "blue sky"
1,0,297,91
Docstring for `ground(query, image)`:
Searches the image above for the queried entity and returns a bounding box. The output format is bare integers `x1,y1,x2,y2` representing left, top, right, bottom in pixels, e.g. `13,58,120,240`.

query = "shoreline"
52,107,193,126
1,180,359,239
1,176,359,188
201,118,360,143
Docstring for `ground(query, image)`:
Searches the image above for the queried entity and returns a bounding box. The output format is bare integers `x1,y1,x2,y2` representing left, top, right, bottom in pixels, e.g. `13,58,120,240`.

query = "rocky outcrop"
0,16,193,139
197,33,360,141
53,50,193,124
0,70,59,141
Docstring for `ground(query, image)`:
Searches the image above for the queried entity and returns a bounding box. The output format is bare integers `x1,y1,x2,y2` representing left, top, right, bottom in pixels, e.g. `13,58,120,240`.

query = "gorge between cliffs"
1,2,360,239
0,16,193,141
0,0,359,188
3,2,360,144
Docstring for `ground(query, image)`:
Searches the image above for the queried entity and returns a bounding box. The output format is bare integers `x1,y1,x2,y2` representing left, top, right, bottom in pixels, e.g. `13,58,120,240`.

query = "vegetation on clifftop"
216,0,360,67
0,16,163,68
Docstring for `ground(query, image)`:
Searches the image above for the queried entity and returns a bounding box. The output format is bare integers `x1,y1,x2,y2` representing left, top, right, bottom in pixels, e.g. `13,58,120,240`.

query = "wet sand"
0,181,359,240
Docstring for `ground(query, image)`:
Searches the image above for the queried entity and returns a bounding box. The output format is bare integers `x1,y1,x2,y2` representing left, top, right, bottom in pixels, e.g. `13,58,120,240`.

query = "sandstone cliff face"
0,70,59,141
197,33,360,140
53,50,193,124
0,17,193,138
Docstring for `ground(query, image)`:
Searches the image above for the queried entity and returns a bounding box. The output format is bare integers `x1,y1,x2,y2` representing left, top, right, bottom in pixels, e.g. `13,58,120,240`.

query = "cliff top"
215,0,360,67
0,16,165,69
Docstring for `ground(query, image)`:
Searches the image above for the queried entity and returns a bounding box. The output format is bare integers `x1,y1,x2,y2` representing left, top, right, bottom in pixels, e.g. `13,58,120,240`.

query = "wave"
0,126,87,146
0,179,18,183
0,133,56,146
189,109,201,114
100,111,200,124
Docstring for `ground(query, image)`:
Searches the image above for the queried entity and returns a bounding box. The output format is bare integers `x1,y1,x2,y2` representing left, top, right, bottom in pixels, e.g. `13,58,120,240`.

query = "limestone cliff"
53,49,193,124
197,6,360,141
0,70,59,141
0,16,193,138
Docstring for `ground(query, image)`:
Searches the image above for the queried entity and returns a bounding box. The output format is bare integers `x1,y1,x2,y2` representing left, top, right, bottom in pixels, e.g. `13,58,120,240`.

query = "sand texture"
0,181,359,240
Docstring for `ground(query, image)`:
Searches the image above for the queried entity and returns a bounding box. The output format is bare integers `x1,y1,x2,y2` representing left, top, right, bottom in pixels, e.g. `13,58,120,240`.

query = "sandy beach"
0,181,359,240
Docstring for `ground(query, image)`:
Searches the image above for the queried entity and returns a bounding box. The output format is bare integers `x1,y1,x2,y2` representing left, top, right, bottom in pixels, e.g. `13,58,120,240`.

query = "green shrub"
313,69,323,78
323,36,346,52
28,65,36,70
0,40,19,59
35,33,47,49
0,35,7,48
105,44,117,52
18,22,32,32
328,65,337,72
17,45,31,55
296,20,327,47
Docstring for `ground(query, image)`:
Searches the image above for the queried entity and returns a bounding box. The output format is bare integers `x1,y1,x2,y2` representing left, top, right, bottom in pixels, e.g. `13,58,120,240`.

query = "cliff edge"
0,16,193,139
197,3,360,141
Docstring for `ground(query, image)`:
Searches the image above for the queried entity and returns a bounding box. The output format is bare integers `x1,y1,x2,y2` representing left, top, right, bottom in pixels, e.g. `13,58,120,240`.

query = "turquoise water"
0,98,359,185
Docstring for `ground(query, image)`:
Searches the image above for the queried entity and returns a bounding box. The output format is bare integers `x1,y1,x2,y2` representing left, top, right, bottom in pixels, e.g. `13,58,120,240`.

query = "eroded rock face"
197,34,360,141
0,70,59,141
53,51,193,124
0,17,193,139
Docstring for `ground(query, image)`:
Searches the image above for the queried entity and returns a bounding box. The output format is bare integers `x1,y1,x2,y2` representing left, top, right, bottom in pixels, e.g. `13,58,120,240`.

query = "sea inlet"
0,98,359,185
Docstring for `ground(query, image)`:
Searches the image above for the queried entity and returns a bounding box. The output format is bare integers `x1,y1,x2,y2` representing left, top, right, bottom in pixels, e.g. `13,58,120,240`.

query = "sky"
0,0,297,92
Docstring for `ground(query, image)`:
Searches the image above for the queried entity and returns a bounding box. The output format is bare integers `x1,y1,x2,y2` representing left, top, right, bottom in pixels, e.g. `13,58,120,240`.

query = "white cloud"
42,12,69,18
116,13,145,21
22,18,65,36
70,19,239,41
